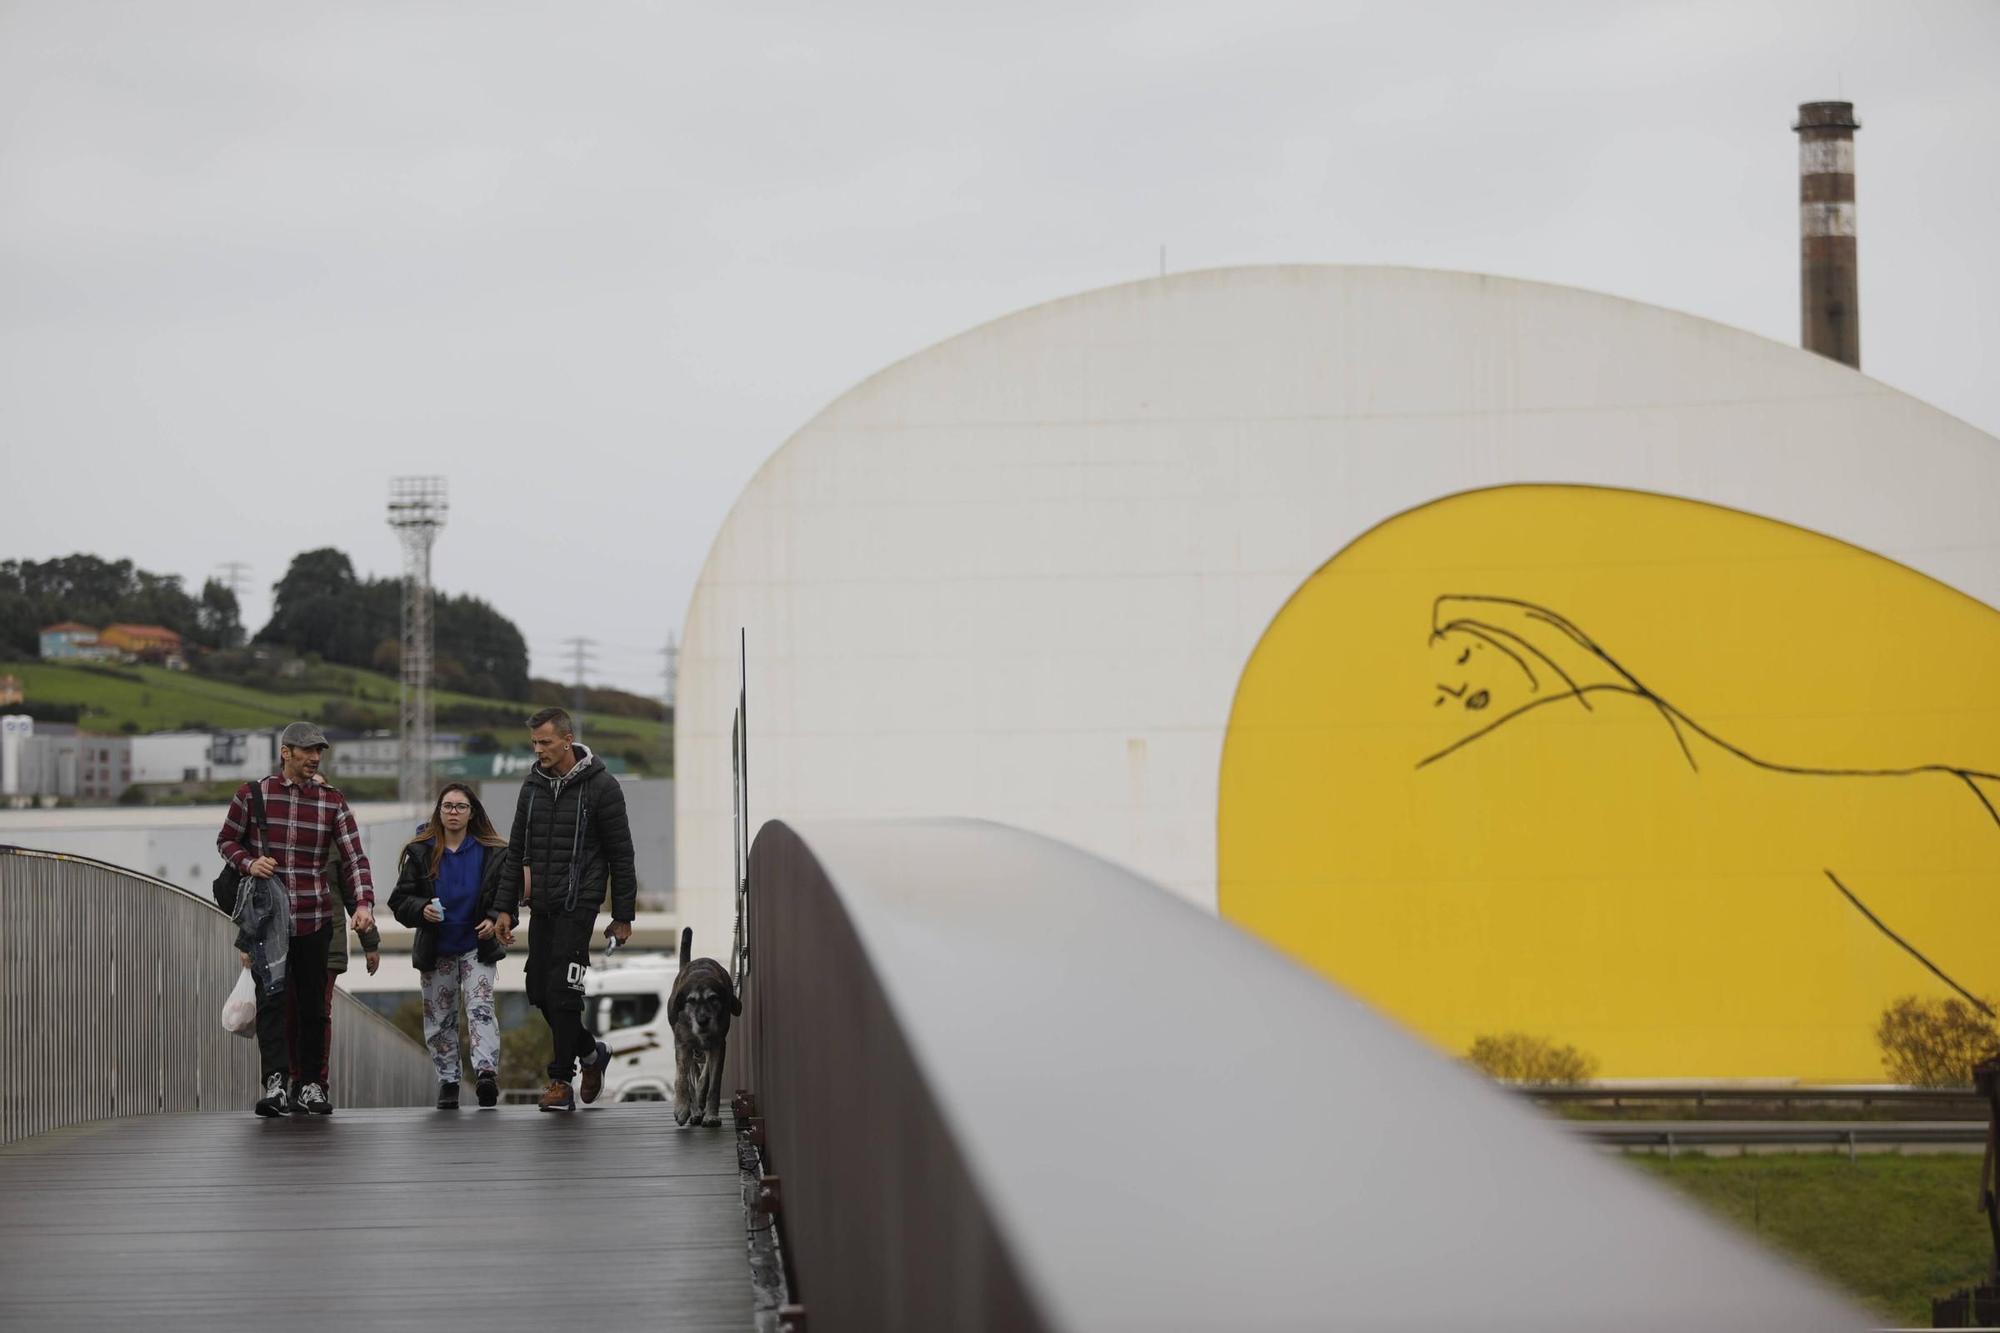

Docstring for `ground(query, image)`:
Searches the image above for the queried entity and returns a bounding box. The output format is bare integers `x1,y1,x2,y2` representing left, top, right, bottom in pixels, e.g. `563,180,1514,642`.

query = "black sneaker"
254,1072,290,1118
475,1072,498,1108
295,1082,333,1115
437,1081,460,1111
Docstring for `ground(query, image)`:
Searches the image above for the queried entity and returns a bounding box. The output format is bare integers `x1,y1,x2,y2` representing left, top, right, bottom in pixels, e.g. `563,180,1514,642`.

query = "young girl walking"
389,783,517,1108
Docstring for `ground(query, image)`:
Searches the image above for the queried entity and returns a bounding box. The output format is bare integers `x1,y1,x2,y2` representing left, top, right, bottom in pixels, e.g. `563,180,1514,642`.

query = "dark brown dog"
669,927,740,1127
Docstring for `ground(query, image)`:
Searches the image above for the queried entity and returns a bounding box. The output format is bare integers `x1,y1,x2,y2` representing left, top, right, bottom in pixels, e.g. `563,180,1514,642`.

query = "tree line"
0,555,242,656
261,547,530,700
2,550,532,702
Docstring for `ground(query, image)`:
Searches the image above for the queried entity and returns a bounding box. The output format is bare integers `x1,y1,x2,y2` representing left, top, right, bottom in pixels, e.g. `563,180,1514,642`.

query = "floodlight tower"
387,477,448,805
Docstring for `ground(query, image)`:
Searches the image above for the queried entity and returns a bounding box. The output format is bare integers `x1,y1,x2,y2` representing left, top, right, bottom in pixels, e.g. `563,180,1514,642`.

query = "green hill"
1,660,667,767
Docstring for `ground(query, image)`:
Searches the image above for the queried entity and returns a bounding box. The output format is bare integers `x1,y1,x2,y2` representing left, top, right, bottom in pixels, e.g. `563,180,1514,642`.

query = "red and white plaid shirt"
217,775,375,936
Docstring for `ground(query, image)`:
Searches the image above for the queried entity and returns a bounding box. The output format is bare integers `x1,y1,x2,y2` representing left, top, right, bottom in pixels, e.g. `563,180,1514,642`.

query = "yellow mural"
1217,485,2000,1080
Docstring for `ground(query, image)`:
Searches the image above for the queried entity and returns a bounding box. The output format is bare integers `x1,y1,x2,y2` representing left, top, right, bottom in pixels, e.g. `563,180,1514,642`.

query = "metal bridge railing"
1,845,433,1145
742,818,1871,1333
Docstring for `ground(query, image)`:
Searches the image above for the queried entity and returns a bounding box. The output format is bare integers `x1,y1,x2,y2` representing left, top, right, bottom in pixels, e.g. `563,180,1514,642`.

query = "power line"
213,561,252,601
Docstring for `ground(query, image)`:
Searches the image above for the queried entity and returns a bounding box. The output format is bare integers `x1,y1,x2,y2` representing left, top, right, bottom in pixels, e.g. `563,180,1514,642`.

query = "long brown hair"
408,782,508,879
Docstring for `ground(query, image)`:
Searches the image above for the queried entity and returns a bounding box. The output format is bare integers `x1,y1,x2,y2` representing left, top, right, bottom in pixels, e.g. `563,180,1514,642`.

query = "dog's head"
669,959,740,1047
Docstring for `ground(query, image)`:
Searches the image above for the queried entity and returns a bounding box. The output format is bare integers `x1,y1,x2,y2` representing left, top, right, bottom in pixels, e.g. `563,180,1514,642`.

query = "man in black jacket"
504,706,638,1111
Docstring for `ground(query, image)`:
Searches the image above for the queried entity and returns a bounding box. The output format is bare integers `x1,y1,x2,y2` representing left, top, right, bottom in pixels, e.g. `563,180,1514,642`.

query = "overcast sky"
2,0,1995,695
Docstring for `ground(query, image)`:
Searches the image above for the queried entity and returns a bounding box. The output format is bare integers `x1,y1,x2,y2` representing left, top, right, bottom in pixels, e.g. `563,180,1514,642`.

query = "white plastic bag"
221,968,257,1038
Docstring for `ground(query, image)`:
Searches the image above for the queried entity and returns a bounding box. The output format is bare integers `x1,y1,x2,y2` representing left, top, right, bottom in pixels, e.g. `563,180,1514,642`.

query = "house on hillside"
98,624,186,669
38,623,108,661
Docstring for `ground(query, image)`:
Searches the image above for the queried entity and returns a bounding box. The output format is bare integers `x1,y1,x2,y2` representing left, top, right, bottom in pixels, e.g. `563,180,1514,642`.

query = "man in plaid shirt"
218,720,378,1117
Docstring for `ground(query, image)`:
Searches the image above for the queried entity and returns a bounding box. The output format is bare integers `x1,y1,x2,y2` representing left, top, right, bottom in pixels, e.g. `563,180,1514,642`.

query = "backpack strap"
242,779,271,857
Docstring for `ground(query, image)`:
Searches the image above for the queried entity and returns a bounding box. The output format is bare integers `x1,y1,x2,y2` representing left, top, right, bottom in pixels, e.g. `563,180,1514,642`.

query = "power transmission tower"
214,561,252,600
212,562,253,647
661,631,679,711
387,477,448,805
562,636,596,742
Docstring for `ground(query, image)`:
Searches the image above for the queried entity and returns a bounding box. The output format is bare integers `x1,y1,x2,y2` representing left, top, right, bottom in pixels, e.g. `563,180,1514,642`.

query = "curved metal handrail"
1,844,433,1144
743,818,1868,1332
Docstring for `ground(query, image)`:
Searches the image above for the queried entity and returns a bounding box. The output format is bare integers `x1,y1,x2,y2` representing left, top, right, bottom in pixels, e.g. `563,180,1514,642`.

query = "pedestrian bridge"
0,834,1869,1332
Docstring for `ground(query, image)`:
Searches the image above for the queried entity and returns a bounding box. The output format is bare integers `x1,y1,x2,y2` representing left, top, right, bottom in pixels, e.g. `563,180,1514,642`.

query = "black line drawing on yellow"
1422,593,2000,1014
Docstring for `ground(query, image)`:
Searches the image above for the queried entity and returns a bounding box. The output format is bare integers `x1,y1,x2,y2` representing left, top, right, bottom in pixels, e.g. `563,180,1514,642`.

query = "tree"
1876,995,2000,1087
257,548,380,664
0,553,212,654
270,547,358,609
256,548,530,699
434,593,530,699
1465,1032,1598,1085
196,579,244,649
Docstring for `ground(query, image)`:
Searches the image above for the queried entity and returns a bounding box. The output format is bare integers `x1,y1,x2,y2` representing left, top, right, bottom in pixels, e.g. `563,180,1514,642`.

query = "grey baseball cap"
279,720,329,749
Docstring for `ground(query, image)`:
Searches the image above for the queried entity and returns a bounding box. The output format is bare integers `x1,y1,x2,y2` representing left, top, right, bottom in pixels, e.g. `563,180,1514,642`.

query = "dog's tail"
680,925,692,969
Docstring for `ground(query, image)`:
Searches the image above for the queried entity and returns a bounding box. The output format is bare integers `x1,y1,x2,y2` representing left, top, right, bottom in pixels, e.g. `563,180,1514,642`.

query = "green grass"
1,660,665,748
1627,1153,1990,1323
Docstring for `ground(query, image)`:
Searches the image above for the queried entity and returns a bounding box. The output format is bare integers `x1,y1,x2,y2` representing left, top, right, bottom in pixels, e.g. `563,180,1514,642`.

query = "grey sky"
2,0,1994,695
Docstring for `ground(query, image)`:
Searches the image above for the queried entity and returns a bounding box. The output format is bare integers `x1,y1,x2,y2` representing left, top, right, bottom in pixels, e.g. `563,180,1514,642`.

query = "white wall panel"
677,265,2000,958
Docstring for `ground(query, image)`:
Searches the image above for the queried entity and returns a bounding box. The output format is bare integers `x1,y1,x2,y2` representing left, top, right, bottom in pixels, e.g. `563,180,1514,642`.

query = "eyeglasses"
440,802,472,813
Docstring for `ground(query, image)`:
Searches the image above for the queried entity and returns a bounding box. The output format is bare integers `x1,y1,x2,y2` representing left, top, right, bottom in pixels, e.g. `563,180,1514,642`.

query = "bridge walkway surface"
0,1102,749,1331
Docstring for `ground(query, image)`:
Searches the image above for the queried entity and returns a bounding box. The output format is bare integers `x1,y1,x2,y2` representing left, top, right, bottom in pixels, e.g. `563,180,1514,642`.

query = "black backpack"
211,781,270,915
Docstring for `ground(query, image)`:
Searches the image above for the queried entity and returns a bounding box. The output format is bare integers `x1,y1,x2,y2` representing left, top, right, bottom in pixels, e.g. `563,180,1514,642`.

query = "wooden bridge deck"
0,1102,748,1331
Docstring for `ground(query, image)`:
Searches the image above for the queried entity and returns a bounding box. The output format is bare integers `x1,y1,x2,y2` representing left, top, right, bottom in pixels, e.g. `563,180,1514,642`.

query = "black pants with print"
525,908,597,1082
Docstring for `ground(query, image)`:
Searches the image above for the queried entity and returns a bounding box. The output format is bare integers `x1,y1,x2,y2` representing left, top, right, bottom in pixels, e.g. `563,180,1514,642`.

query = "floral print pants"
421,951,499,1081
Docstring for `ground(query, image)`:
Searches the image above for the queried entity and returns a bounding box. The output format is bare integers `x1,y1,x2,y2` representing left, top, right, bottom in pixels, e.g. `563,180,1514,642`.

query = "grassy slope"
1627,1153,1990,1324
1,660,664,745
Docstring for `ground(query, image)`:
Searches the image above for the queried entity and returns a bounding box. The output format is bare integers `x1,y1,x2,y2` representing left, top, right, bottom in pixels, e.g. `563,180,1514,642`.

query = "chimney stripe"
1800,139,1854,174
1801,202,1857,238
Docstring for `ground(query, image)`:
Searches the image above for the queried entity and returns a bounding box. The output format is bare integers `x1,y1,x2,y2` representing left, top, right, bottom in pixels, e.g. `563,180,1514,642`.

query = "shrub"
1465,1031,1598,1085
320,697,392,733
1876,995,2000,1087
499,1022,553,1090
437,701,525,730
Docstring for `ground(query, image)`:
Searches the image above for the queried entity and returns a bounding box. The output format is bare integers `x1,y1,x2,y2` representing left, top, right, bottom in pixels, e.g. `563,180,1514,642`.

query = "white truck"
582,955,683,1102
339,931,693,1102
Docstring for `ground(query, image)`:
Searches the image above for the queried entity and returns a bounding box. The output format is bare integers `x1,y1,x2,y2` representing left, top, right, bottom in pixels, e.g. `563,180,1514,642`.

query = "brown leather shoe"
579,1039,610,1105
537,1080,575,1113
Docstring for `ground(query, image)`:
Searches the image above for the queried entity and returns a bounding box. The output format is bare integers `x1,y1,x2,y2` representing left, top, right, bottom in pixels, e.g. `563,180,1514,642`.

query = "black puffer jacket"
502,745,638,921
387,839,514,970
